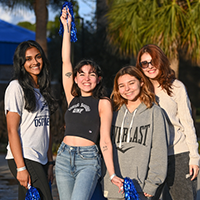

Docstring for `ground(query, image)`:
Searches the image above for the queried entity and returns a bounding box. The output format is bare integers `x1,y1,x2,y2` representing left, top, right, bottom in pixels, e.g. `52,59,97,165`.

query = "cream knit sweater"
156,79,200,166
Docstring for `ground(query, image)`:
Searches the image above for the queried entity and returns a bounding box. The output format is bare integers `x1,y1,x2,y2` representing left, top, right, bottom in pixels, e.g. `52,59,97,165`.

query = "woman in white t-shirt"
4,40,57,200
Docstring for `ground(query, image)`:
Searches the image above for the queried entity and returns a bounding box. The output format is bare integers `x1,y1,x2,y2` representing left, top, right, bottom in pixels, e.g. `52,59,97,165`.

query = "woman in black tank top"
55,6,124,200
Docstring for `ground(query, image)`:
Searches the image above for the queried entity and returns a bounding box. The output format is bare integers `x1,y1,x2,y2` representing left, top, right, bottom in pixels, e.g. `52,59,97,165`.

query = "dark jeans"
152,152,197,200
8,158,53,200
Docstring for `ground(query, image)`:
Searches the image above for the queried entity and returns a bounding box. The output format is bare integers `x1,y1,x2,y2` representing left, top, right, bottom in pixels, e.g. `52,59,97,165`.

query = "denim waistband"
60,141,99,153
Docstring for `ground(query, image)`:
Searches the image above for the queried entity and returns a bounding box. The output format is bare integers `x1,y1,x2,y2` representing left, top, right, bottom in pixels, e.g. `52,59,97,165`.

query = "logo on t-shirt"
34,101,50,127
111,124,150,153
68,103,91,114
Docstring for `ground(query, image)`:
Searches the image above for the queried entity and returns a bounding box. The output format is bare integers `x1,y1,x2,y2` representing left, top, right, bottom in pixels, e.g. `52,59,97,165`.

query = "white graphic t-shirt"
4,80,50,165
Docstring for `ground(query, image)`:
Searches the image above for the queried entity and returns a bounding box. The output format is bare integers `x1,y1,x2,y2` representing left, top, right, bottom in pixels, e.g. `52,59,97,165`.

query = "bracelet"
17,166,26,172
48,161,55,166
110,173,116,181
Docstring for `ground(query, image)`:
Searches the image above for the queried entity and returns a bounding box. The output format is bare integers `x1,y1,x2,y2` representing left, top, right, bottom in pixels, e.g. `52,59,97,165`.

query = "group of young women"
5,6,199,200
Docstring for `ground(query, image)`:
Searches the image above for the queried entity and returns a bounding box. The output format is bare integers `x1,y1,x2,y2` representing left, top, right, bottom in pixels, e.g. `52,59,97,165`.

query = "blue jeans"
55,142,101,200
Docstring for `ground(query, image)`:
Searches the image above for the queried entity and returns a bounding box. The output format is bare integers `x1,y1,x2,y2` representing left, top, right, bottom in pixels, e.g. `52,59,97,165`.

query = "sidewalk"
0,154,59,200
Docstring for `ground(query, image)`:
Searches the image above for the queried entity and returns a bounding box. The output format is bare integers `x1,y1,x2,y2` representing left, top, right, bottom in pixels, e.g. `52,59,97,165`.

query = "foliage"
198,141,200,154
0,0,33,10
17,21,36,31
183,1,200,64
106,0,200,66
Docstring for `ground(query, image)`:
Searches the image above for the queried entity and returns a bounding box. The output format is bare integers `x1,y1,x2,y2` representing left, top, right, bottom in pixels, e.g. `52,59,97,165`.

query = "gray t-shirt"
5,80,50,165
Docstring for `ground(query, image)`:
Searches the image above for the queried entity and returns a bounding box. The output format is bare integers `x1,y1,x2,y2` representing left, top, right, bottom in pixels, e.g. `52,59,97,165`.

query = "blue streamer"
59,1,78,42
123,177,140,200
25,185,41,200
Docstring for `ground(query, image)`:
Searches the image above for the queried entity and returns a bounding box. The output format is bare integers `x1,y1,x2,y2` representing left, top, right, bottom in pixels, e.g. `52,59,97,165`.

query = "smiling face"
118,74,143,103
74,65,100,96
24,47,43,84
140,52,159,80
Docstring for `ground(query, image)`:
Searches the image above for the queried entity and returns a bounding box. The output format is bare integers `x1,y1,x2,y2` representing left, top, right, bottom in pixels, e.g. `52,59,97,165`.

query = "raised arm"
99,99,123,191
60,8,74,104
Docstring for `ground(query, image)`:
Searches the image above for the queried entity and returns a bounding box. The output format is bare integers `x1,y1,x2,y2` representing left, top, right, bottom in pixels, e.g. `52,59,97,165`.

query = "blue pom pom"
123,177,140,200
25,185,41,200
59,1,78,42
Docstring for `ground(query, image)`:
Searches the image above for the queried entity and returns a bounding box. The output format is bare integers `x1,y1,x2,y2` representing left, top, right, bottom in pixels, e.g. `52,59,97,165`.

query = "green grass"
198,141,200,154
52,143,60,156
196,115,200,123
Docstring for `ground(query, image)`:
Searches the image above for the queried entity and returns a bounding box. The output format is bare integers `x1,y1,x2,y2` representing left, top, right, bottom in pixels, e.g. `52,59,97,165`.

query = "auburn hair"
136,44,175,96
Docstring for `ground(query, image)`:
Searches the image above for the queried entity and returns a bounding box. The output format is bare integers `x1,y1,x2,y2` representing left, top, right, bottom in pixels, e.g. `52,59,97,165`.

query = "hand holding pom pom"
123,177,140,200
59,1,78,42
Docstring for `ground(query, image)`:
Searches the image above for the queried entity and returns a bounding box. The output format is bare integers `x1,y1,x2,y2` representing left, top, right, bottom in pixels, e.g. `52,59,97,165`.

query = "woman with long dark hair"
55,8,123,200
5,40,57,200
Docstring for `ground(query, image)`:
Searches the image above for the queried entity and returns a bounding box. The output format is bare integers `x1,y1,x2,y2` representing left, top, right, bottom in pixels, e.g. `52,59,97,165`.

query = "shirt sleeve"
174,81,200,166
143,106,168,196
4,81,24,117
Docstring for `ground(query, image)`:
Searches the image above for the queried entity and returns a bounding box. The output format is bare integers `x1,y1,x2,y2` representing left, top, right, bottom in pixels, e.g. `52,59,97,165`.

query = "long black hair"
71,59,107,99
13,40,57,113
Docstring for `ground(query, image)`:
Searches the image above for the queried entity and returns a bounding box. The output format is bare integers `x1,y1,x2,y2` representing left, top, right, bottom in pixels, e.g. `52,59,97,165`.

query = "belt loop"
77,146,80,154
61,141,65,151
95,144,99,153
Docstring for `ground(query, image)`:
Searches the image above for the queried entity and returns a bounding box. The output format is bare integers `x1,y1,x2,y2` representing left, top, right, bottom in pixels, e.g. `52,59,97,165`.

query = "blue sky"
0,0,95,25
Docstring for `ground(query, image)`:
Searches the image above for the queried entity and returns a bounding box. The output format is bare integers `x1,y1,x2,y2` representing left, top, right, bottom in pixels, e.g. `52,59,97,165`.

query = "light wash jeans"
55,142,101,200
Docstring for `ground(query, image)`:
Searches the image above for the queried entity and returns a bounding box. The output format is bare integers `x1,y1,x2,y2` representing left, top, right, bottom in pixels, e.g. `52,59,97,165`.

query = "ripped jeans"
55,142,101,200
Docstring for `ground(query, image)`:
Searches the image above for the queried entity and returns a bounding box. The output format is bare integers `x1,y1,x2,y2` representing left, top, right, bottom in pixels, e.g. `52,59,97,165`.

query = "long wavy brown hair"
136,44,175,96
111,66,156,111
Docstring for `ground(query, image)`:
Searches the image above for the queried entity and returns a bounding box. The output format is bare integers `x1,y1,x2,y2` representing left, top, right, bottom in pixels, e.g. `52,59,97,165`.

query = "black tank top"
64,96,100,144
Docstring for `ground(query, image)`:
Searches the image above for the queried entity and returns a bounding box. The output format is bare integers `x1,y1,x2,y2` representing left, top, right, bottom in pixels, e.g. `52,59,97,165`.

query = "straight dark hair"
13,40,57,113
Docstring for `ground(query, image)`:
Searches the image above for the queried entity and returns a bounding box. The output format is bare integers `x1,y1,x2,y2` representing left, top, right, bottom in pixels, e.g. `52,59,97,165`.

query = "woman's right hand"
17,169,31,189
60,7,72,28
111,175,124,193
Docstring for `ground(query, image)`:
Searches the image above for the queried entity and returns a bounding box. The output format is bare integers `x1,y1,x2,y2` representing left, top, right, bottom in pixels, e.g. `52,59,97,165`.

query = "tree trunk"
169,57,179,78
34,0,48,56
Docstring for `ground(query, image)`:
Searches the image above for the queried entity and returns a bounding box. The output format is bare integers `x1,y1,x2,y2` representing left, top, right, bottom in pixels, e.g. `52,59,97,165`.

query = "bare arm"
6,111,31,189
60,8,74,104
99,99,123,191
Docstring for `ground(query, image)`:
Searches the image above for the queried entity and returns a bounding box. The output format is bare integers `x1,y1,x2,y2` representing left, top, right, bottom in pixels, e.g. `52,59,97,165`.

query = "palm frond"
182,0,200,63
106,0,148,58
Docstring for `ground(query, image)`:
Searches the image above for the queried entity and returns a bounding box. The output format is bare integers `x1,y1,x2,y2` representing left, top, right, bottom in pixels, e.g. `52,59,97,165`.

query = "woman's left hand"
144,192,153,198
48,165,54,184
190,164,199,180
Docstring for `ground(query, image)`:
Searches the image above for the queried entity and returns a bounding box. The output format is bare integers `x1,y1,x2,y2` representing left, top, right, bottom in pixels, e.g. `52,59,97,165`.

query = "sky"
0,0,95,25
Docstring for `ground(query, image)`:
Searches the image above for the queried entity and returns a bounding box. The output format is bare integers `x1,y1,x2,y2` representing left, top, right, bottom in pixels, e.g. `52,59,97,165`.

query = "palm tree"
183,0,200,66
0,0,68,56
105,0,198,77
